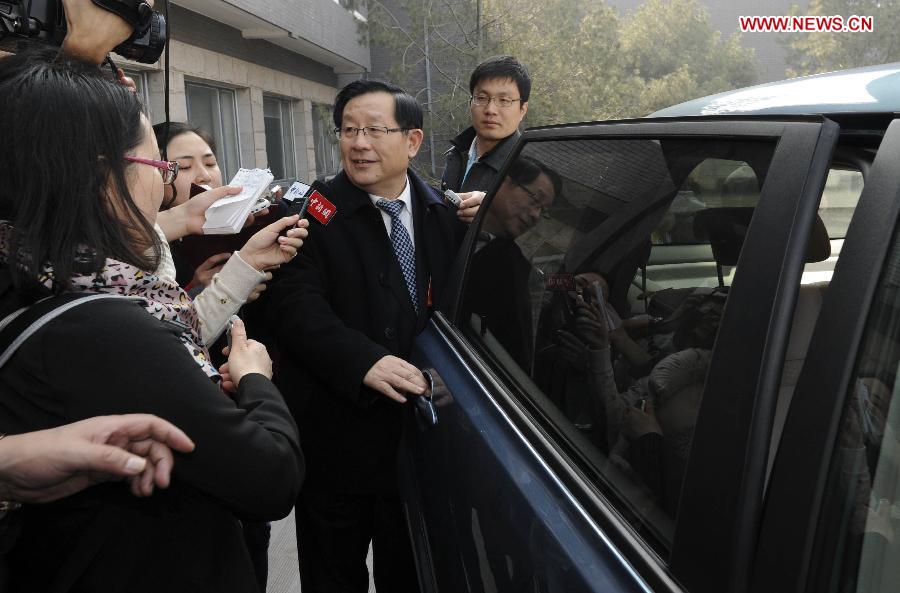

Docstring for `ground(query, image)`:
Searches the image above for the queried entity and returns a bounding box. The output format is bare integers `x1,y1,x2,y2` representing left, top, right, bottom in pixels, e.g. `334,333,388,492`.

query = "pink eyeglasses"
123,156,179,185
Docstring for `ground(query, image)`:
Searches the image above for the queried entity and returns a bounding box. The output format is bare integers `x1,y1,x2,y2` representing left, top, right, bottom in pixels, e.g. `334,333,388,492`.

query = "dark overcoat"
263,169,466,493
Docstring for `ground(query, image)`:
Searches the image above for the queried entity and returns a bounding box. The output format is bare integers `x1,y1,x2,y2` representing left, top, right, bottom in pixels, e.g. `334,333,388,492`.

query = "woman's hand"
218,318,272,392
116,68,138,93
191,253,231,289
623,404,662,441
237,215,309,272
556,329,590,369
573,295,610,349
246,272,274,303
0,414,194,503
155,186,243,241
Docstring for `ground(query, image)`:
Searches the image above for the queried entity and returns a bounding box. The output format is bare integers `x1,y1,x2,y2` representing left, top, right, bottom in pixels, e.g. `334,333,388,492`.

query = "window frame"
263,94,297,183
311,102,341,179
184,81,241,182
428,310,684,592
120,68,150,118
439,116,839,592
753,120,900,593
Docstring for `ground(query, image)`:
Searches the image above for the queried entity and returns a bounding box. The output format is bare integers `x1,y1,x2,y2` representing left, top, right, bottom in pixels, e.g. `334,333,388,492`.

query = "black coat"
441,127,521,194
263,169,466,494
463,237,534,370
0,284,303,593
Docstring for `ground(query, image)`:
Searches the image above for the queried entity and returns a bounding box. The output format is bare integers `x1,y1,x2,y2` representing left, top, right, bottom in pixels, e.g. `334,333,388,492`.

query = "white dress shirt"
369,176,415,249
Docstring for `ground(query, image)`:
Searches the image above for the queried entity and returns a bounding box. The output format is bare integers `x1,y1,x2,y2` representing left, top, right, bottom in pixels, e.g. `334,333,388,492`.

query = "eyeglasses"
471,94,522,109
334,126,410,141
511,178,552,219
124,156,179,185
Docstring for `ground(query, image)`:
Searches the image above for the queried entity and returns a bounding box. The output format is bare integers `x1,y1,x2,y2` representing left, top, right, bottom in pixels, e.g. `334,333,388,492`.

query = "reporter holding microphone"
0,47,303,592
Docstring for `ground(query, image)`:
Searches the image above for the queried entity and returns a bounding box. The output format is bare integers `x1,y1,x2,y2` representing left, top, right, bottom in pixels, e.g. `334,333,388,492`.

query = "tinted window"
820,168,863,240
460,137,776,553
810,227,900,592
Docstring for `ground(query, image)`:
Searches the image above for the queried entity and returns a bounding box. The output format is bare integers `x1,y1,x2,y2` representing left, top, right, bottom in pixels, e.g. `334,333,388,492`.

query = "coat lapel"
410,171,452,326
330,173,413,316
330,170,451,325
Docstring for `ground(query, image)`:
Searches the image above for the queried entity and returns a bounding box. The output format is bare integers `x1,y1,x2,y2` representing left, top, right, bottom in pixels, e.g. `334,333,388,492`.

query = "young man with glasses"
442,55,531,195
259,79,481,592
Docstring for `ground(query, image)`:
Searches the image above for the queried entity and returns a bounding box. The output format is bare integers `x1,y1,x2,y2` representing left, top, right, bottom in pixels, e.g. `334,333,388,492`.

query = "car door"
753,119,900,593
402,117,839,593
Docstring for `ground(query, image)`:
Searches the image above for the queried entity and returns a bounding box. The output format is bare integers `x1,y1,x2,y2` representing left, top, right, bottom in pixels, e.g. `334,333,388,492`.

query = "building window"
263,96,296,182
312,103,341,179
121,68,150,119
185,82,240,182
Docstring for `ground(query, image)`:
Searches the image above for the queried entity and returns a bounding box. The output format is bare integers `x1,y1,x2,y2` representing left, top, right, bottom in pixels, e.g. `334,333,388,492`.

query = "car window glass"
809,230,900,593
820,168,864,241
765,164,865,478
459,137,776,554
650,159,758,245
800,168,863,288
649,164,861,287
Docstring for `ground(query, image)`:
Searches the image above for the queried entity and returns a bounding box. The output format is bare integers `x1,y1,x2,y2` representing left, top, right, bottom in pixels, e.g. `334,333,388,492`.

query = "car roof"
651,62,900,118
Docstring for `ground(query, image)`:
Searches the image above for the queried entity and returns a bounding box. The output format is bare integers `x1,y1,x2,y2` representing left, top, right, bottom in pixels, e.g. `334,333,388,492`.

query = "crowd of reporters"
0,0,546,589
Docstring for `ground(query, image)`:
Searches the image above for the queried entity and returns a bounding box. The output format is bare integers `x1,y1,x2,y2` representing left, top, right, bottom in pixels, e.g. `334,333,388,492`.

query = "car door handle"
414,369,438,427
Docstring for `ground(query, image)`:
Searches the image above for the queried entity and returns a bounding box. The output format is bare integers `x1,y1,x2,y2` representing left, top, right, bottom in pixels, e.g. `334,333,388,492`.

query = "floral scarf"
0,223,219,381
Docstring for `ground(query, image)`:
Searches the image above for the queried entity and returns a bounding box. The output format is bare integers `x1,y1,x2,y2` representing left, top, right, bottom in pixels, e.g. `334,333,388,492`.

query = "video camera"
0,0,166,63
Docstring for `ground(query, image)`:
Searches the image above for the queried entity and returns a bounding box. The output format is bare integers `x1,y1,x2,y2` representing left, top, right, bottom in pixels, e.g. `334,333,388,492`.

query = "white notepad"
202,168,275,235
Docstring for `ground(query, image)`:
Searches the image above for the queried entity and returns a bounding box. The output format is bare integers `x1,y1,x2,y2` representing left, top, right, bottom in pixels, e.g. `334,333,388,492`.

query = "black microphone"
281,180,331,236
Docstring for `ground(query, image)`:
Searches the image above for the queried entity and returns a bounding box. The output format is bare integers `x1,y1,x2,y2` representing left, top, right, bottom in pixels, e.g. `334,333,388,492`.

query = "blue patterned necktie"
376,198,418,313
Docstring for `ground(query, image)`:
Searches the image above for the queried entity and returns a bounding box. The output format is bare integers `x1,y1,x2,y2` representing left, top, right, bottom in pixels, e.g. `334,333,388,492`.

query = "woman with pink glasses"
0,46,304,592
149,122,300,345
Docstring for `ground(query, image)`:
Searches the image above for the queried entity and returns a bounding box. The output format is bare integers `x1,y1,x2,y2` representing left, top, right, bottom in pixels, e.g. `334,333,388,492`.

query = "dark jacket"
262,169,466,494
0,283,304,593
463,237,534,370
441,127,521,194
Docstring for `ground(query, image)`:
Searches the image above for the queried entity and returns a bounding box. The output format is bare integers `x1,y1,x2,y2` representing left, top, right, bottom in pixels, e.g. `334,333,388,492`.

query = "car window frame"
753,119,900,593
436,116,840,592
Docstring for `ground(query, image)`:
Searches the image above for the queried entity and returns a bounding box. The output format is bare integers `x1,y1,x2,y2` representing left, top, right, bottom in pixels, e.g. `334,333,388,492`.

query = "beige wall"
123,39,338,181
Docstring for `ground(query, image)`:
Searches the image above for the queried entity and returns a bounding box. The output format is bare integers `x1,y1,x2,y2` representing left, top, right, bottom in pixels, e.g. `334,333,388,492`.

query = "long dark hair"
0,46,159,297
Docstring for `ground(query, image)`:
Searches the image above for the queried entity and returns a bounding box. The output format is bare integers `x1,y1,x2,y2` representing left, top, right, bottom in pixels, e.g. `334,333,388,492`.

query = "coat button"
384,327,396,340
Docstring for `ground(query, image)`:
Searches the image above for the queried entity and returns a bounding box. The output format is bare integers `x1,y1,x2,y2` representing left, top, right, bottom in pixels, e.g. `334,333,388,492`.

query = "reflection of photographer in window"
535,272,657,451
574,273,658,370
466,155,560,369
558,288,725,514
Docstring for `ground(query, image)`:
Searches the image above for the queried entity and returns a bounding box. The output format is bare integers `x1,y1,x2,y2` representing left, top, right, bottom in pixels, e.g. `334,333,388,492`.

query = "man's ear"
520,101,528,121
406,128,424,158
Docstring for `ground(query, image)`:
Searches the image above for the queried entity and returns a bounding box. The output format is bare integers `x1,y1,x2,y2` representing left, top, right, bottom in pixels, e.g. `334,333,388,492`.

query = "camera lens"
112,11,166,64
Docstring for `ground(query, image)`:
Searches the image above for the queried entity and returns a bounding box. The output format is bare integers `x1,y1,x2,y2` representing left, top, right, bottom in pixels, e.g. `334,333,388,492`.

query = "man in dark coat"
262,80,481,592
442,55,531,195
463,155,560,371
